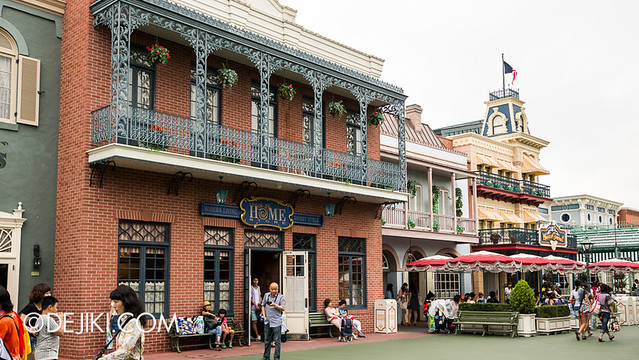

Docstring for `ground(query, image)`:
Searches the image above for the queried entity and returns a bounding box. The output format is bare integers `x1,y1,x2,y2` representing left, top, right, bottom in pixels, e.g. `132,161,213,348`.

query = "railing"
382,208,405,228
475,171,551,198
489,88,519,100
407,210,431,230
91,105,403,190
381,208,478,235
457,218,477,235
434,214,455,232
478,228,539,245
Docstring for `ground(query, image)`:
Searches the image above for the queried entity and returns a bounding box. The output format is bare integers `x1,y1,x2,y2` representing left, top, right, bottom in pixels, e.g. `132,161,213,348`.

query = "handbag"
590,299,600,315
92,317,133,360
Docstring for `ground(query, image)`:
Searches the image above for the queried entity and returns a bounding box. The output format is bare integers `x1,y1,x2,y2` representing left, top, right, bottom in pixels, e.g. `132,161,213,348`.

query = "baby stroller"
339,317,354,342
427,299,455,334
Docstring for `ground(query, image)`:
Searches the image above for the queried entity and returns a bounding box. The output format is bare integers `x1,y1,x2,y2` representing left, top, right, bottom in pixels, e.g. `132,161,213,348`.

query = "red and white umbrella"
446,251,521,273
406,255,452,271
544,255,586,272
589,259,639,273
510,254,554,272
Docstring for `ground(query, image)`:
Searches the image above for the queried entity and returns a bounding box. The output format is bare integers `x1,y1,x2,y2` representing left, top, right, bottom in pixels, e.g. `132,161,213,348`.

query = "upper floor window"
129,46,154,109
0,28,40,126
490,114,505,135
346,110,362,156
408,183,423,211
251,83,276,136
190,66,221,124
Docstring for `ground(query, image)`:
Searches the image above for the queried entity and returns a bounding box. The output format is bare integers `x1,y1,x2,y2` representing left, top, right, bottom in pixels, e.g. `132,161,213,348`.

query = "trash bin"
374,299,397,333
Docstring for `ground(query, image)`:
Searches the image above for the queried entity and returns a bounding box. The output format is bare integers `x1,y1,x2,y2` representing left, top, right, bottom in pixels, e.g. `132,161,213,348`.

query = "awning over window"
500,210,524,224
523,210,546,223
476,154,500,168
496,159,518,172
522,155,550,175
478,207,504,221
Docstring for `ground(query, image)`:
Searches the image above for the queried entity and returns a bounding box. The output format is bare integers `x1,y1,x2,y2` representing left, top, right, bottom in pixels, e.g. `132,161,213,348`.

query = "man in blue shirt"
261,282,286,360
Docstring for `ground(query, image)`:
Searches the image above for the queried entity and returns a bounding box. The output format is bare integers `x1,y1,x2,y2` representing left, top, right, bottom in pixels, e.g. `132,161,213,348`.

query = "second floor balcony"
475,171,551,204
382,206,477,238
478,227,577,249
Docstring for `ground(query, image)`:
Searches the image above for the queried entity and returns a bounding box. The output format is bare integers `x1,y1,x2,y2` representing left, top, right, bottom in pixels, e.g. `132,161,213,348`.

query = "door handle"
305,298,308,308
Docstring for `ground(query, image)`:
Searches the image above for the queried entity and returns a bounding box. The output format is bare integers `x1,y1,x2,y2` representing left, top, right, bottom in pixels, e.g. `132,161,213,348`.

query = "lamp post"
582,236,594,287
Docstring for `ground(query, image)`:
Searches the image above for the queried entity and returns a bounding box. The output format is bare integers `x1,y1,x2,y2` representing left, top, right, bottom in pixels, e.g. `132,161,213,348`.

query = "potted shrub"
490,233,501,244
535,305,571,334
407,219,416,229
327,100,347,120
368,112,384,126
510,280,537,337
407,179,417,198
456,224,464,233
216,64,238,88
277,83,295,101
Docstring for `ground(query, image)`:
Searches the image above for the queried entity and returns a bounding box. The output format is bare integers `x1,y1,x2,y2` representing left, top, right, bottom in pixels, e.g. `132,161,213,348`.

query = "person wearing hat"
553,283,564,301
202,301,222,351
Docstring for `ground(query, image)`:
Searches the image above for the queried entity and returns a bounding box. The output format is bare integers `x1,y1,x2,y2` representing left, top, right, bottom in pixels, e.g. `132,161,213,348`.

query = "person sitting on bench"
323,299,342,337
218,308,235,348
338,300,364,338
201,301,222,351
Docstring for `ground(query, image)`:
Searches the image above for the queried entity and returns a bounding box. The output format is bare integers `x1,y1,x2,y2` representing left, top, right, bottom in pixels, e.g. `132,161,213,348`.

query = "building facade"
618,207,639,225
380,104,478,307
56,0,409,356
0,0,64,306
435,89,578,298
539,194,623,229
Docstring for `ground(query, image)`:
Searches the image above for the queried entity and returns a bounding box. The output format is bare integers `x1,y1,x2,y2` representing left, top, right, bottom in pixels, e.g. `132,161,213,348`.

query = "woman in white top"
100,285,145,360
323,299,342,337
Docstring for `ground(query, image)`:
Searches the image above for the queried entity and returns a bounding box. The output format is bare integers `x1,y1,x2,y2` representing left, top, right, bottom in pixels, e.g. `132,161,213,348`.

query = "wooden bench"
168,319,214,353
225,317,245,347
309,312,334,339
453,311,519,337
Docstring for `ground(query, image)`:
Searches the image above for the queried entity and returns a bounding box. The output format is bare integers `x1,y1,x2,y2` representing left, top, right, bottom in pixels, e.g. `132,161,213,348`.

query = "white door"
0,207,25,302
244,248,252,346
281,251,309,340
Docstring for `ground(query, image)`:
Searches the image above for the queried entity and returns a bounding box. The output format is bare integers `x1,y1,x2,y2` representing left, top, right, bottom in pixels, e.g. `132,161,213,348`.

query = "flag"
503,61,517,84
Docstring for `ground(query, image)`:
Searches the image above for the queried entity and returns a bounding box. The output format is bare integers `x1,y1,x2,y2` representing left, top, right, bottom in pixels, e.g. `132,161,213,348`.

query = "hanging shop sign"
538,221,567,250
239,197,294,230
200,201,323,227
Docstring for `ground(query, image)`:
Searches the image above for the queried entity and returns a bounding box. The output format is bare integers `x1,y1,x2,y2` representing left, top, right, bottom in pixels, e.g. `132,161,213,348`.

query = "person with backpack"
261,282,285,360
337,300,364,339
0,286,29,360
596,283,615,342
568,280,591,341
201,301,222,351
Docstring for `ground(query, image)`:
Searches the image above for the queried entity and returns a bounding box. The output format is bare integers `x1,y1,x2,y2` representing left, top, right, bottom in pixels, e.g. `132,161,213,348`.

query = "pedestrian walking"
19,283,51,357
568,280,591,341
261,282,285,360
96,285,146,360
34,296,63,360
396,283,409,325
596,284,615,342
0,285,28,360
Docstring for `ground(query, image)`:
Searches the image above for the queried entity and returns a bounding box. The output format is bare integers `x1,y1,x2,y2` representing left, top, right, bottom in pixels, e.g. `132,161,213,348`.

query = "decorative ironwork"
167,171,193,195
244,230,282,249
233,181,258,203
336,196,356,215
392,100,407,190
376,202,397,220
204,227,233,247
475,171,551,197
0,229,11,252
118,221,169,243
478,228,539,246
338,237,365,253
292,233,314,250
288,189,310,209
89,160,116,188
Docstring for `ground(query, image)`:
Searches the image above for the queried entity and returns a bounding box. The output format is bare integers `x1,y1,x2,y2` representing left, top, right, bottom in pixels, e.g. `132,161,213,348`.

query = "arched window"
491,115,505,135
0,29,17,124
382,253,389,271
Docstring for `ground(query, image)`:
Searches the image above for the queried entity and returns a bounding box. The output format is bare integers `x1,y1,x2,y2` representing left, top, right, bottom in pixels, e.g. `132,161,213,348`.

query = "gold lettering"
249,204,258,220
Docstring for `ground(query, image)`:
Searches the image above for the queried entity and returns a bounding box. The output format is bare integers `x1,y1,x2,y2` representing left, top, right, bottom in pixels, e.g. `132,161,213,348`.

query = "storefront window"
118,221,169,316
434,272,460,299
293,233,316,311
204,227,234,315
338,237,366,308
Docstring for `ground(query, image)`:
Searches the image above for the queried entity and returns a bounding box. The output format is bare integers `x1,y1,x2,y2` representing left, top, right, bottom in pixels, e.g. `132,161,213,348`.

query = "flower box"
517,313,536,337
535,316,571,334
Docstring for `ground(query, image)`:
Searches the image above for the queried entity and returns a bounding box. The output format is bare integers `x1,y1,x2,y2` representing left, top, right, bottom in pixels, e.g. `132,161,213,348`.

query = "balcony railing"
91,105,403,190
489,88,519,100
382,208,477,235
475,171,550,198
478,228,577,248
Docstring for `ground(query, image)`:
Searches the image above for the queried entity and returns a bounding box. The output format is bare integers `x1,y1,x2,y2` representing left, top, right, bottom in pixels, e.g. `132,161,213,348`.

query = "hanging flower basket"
147,44,170,65
368,112,384,126
277,83,295,101
328,100,347,120
216,64,238,89
407,179,417,198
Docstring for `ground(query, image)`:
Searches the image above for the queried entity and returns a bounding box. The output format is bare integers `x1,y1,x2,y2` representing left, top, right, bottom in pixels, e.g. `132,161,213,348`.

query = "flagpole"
502,53,505,94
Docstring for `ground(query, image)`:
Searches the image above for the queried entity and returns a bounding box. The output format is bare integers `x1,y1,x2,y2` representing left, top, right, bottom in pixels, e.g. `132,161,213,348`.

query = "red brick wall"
57,1,384,357
619,209,639,224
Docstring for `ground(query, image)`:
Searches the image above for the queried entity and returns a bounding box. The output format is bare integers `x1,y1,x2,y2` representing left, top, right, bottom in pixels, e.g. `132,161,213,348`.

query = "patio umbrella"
405,254,452,271
589,259,639,273
510,253,554,272
543,255,586,272
446,251,521,273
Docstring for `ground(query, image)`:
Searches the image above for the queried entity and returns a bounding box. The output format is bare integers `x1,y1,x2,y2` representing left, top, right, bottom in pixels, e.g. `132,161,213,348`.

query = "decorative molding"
114,209,175,223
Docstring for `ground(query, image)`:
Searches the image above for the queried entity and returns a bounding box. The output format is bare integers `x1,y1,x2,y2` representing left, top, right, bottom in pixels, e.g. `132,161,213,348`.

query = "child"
201,301,222,351
477,293,485,303
338,300,364,338
218,309,235,348
34,296,63,360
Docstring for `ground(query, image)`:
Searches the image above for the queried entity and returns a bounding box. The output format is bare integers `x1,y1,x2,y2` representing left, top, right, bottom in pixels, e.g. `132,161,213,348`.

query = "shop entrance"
245,249,281,346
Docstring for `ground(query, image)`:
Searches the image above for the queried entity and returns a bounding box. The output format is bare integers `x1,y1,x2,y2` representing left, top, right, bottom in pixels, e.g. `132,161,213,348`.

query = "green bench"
453,311,519,337
168,316,244,353
226,317,245,347
309,312,334,338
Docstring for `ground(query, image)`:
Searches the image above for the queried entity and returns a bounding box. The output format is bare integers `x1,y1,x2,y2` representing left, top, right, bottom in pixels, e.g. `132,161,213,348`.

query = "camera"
266,300,272,305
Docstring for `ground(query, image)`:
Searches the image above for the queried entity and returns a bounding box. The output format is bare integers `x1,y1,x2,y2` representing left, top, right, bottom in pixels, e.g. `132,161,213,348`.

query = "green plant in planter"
535,305,570,318
327,100,347,120
490,233,501,243
455,187,463,217
486,180,494,187
433,221,440,231
432,185,440,214
381,219,386,226
510,280,536,314
407,179,417,198
277,83,295,101
456,224,464,233
407,219,416,229
368,111,384,126
494,182,503,189
216,64,238,88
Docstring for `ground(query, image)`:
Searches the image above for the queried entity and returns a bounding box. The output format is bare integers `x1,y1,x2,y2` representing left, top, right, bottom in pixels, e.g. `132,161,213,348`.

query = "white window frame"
434,272,460,299
0,29,17,124
408,183,423,211
0,203,25,302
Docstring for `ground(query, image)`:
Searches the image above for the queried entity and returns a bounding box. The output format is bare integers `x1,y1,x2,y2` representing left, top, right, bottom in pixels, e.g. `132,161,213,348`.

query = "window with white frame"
434,272,460,299
408,183,423,211
190,66,221,124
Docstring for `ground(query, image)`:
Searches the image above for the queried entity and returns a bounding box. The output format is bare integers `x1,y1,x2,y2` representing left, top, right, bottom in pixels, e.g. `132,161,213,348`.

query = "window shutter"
17,55,40,126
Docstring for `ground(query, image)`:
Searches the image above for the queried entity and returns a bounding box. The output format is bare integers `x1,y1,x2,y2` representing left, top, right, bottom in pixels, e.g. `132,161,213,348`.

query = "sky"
279,0,639,209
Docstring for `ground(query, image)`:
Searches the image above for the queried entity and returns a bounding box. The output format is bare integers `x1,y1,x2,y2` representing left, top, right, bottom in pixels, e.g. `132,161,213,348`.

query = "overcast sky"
279,0,639,209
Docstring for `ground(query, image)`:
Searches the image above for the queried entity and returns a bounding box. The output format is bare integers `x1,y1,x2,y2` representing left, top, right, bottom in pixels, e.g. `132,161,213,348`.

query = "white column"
451,173,457,232
428,167,433,230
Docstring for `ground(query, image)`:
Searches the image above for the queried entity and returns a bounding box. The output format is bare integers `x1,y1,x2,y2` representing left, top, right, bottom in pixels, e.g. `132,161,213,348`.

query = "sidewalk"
144,326,430,360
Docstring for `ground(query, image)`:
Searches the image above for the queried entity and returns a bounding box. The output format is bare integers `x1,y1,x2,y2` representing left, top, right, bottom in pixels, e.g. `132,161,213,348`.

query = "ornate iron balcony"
478,228,577,249
475,171,551,198
489,88,519,101
91,105,404,190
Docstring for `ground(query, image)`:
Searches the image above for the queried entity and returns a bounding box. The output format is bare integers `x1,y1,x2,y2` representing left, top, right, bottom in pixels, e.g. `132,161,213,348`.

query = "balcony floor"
87,143,408,204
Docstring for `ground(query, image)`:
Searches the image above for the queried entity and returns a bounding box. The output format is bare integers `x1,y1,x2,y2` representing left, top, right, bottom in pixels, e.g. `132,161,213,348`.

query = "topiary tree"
510,279,536,314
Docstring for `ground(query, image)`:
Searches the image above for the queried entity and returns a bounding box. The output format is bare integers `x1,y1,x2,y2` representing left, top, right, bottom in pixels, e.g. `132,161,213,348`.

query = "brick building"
56,0,408,357
618,208,639,225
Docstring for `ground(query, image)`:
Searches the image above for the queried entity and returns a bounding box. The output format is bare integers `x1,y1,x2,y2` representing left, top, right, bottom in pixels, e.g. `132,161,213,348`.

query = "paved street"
140,325,639,360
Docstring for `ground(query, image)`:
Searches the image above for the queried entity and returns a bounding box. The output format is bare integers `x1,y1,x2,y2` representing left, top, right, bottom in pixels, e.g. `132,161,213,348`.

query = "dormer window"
491,114,505,135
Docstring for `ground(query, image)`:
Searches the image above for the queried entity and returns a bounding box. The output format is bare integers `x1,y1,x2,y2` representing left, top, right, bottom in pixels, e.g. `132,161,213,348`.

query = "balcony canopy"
522,154,550,175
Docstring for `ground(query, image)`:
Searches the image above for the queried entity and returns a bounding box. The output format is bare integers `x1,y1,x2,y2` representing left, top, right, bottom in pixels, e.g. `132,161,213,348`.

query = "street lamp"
581,236,594,287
